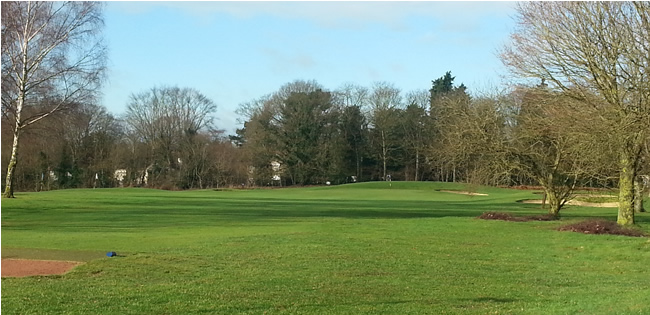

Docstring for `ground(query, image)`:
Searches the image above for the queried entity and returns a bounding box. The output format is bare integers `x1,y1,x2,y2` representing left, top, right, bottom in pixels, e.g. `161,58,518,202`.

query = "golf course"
2,182,650,314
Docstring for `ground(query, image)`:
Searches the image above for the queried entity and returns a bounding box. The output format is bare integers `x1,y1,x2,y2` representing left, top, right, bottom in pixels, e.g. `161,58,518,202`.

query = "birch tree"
501,2,650,224
1,1,106,197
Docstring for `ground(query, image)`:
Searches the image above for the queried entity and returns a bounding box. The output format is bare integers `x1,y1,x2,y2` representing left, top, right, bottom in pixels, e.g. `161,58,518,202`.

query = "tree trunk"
617,151,636,225
3,120,22,198
415,149,419,182
359,156,363,182
634,175,646,213
4,36,28,198
355,150,360,180
381,130,387,180
546,191,561,217
452,165,456,183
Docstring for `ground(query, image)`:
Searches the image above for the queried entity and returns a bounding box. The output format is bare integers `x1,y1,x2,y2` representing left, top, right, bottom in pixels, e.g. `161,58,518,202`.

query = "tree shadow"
468,297,518,303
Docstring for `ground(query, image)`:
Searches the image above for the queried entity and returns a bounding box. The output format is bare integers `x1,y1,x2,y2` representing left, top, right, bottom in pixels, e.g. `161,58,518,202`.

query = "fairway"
2,182,650,314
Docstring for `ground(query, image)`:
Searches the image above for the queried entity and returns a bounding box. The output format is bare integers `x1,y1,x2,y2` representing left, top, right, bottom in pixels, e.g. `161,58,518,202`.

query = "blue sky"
102,1,517,133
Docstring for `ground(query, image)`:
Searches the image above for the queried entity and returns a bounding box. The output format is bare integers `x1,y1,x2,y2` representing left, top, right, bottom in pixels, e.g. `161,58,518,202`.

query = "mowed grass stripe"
2,182,649,314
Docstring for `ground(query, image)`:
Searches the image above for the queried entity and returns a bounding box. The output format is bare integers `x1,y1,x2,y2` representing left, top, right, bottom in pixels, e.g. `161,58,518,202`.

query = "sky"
102,1,518,133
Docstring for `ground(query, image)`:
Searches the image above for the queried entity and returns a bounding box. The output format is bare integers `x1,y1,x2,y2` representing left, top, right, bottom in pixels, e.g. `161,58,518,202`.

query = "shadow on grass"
2,198,548,232
6,189,646,232
468,297,518,303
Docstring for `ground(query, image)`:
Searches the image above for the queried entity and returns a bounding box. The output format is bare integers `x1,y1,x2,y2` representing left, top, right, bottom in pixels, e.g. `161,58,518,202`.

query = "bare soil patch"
518,199,618,208
439,190,488,196
558,220,647,237
1,259,81,277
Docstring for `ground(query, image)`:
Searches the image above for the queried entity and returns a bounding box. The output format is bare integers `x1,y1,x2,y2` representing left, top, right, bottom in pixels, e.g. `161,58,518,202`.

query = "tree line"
3,74,647,218
2,2,649,225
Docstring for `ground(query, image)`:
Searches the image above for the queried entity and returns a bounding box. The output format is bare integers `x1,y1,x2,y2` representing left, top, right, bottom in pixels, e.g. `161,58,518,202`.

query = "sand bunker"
1,259,81,277
519,199,618,208
439,190,488,196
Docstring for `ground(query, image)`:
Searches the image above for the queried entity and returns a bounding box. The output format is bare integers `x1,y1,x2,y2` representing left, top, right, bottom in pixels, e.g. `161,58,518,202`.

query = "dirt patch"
477,211,558,222
558,220,647,237
439,190,488,196
518,199,618,208
1,259,81,277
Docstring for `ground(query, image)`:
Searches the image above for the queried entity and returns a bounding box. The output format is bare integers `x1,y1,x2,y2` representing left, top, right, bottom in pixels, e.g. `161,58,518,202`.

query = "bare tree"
1,1,106,197
507,87,595,216
501,2,650,224
124,86,217,187
428,88,472,183
333,83,370,112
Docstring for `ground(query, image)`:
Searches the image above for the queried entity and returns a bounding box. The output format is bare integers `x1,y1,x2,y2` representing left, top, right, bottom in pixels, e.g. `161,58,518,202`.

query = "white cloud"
418,31,439,43
260,47,317,74
365,67,381,80
390,63,406,74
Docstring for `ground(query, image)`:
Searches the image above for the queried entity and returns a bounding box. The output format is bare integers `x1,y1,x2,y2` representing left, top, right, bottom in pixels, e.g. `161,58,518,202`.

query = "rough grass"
2,182,650,314
1,248,106,262
574,195,618,203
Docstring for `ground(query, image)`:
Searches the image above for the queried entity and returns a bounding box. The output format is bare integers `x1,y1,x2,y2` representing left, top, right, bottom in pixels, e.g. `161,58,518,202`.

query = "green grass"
2,182,650,314
574,196,619,203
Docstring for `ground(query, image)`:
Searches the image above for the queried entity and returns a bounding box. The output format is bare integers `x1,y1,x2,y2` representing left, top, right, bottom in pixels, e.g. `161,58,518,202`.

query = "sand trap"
439,190,488,196
519,199,618,208
1,259,81,277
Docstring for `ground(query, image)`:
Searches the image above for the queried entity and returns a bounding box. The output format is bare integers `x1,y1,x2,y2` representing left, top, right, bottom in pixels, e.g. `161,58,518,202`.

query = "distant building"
114,168,148,186
114,169,127,187
114,169,127,182
271,161,282,182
